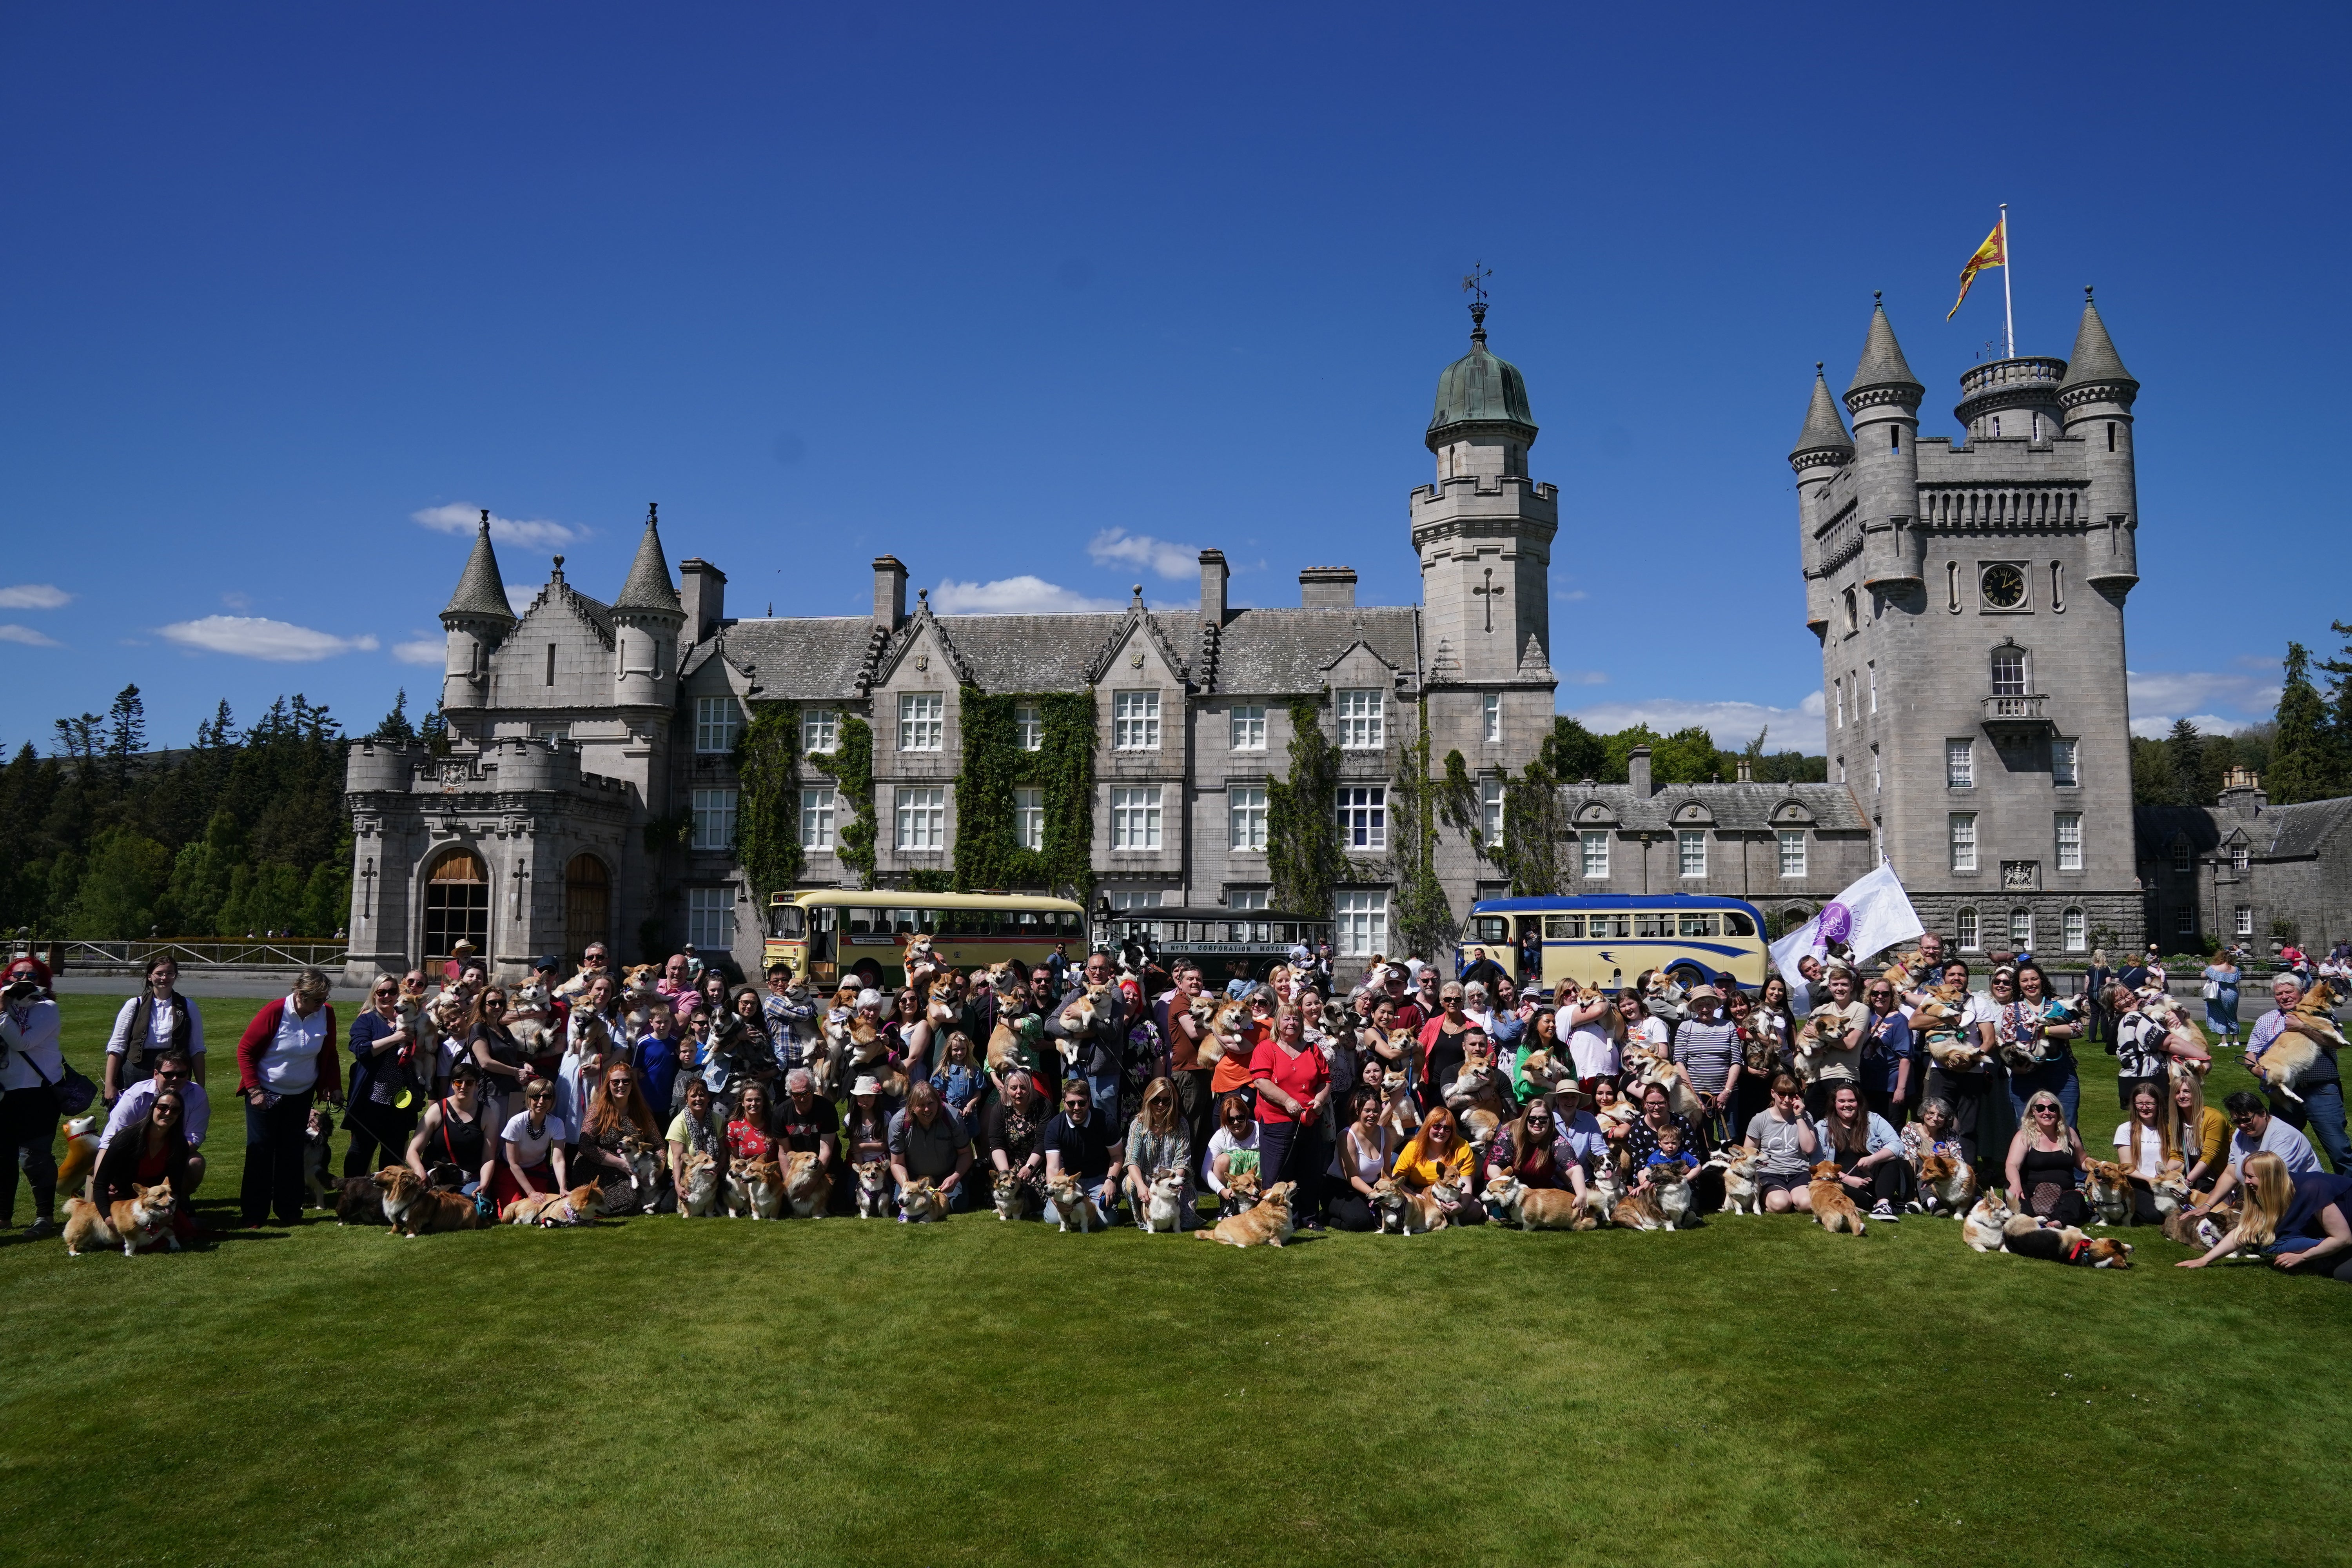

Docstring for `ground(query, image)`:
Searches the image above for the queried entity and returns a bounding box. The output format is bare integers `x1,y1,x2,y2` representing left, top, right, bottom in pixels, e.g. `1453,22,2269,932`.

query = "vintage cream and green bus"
1458,895,1770,994
764,891,1088,989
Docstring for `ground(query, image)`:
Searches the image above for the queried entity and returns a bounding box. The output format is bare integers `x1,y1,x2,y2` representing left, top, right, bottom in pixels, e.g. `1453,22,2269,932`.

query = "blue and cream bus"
1458,894,1771,994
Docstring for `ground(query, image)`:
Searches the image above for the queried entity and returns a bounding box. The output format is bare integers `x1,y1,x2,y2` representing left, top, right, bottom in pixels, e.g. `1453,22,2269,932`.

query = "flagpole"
2000,203,2014,359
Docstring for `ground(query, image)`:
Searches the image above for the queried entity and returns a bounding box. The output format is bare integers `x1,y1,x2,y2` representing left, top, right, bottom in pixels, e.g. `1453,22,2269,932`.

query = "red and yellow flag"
1947,218,2007,320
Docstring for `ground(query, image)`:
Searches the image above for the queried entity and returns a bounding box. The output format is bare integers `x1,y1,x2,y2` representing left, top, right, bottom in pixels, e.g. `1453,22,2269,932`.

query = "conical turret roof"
2059,291,2137,396
441,511,517,624
1845,296,1923,400
614,505,682,616
1790,366,1854,463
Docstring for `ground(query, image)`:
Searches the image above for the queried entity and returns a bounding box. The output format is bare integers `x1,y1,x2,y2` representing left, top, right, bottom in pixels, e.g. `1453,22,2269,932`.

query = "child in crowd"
932,1031,986,1140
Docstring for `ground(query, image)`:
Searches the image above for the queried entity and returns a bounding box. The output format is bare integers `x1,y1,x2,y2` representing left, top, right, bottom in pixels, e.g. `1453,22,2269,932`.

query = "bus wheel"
1667,962,1709,991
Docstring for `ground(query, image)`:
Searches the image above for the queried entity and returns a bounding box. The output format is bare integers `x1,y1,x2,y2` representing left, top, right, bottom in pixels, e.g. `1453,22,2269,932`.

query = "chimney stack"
873,556,908,628
1200,549,1229,624
1628,744,1654,798
1299,566,1357,609
2218,765,2267,818
679,558,727,643
1735,755,1753,783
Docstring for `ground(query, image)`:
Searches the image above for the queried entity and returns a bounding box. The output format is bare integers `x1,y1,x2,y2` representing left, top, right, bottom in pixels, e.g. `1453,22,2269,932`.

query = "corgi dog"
741,1156,786,1220
1593,1098,1642,1134
1219,1167,1262,1220
1962,1189,2015,1253
986,1011,1044,1076
1915,1151,1979,1217
1880,947,1928,993
335,1172,389,1225
507,982,556,1058
303,1105,338,1207
1706,1147,1764,1216
2253,981,2346,1103
1053,985,1116,1073
1640,970,1688,1025
55,1114,102,1195
2082,1160,2135,1227
782,1150,831,1218
62,1181,181,1257
1381,1076,1421,1142
1197,1180,1296,1247
898,1177,947,1223
378,1166,488,1236
1046,1173,1106,1233
2162,1195,2239,1252
1138,1167,1189,1234
1401,1181,1457,1235
1317,997,1352,1041
1587,1158,1625,1222
1635,1056,1706,1122
1651,1163,1696,1229
1610,1187,1669,1231
722,1161,755,1218
680,1150,722,1217
504,1183,601,1227
1807,1161,1868,1236
902,934,940,985
1483,1174,1594,1231
1795,1005,1850,1081
619,963,662,1000
1196,995,1252,1070
852,1160,893,1220
2002,1214,2134,1267
2150,1159,2191,1219
1370,1176,1410,1233
992,1167,1036,1221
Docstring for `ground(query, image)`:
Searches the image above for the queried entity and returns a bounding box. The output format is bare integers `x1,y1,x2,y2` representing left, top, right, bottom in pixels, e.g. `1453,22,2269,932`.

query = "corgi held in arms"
2252,981,2347,1105
1806,1161,1867,1237
62,1182,181,1257
1197,1181,1296,1248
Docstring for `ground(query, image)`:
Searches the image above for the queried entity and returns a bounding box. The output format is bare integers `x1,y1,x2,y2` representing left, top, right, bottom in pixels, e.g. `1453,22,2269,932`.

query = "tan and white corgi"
1400,1180,1457,1236
740,1156,786,1220
1045,1173,1105,1233
1370,1175,1410,1234
1483,1174,1594,1231
1197,1180,1296,1247
1807,1161,1868,1237
62,1181,181,1257
1610,1188,1669,1231
897,1176,948,1223
1138,1167,1189,1234
1218,1167,1262,1220
56,1114,102,1195
1962,1189,2015,1253
1915,1150,1979,1217
504,1183,601,1227
1706,1146,1764,1216
2252,981,2346,1103
783,1150,832,1218
679,1150,722,1217
381,1165,489,1235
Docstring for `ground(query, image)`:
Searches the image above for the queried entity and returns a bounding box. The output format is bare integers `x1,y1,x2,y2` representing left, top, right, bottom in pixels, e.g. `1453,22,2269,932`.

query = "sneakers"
23,1217,58,1240
1902,1199,1924,1214
1870,1201,1900,1222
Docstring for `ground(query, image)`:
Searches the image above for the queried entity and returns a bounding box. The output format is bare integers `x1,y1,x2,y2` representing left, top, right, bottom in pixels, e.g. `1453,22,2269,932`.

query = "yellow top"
1392,1133,1475,1191
2192,1104,2229,1173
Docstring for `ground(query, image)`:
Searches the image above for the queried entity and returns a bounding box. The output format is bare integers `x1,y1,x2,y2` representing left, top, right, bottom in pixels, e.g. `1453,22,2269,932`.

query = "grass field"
3,994,2346,1568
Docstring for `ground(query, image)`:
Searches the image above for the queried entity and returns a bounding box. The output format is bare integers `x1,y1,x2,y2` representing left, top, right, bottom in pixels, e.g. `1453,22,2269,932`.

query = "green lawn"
3,995,2345,1568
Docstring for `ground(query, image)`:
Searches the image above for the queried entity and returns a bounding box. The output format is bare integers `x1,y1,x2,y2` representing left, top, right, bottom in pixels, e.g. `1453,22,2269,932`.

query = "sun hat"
1686,984,1721,1004
851,1074,880,1096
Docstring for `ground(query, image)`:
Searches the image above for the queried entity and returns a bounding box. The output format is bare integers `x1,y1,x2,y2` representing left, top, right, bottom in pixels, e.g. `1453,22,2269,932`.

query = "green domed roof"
1426,307,1536,448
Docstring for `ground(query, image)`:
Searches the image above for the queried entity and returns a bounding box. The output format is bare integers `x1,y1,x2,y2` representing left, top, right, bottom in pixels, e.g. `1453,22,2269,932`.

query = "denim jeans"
1086,1066,1120,1122
2269,1081,2352,1174
1042,1175,1119,1226
2006,1057,2081,1129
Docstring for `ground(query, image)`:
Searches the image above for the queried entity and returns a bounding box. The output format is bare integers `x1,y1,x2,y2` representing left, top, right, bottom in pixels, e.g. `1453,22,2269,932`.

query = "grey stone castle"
1789,289,2149,958
340,305,1887,982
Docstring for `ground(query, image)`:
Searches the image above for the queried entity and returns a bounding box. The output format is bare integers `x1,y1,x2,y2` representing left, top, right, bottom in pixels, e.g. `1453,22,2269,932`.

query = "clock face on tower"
1980,563,2027,609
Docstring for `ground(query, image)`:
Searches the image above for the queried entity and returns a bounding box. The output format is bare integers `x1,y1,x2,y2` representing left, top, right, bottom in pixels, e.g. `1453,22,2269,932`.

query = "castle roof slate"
2059,296,2137,396
1561,780,1869,833
1791,369,1855,461
442,514,517,624
1846,300,1924,399
2135,798,2352,862
613,511,683,615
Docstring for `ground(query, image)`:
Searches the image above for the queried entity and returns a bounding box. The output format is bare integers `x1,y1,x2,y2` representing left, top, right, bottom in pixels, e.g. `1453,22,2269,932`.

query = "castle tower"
612,503,684,712
439,510,515,718
1846,295,1927,603
2058,289,2141,593
1789,365,1853,637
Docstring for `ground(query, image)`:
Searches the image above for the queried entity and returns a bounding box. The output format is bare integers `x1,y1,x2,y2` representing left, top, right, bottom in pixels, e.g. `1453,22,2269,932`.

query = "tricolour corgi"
2082,1160,2134,1227
379,1166,489,1236
1197,1180,1296,1248
992,1168,1036,1221
1807,1160,1867,1237
2002,1214,2134,1267
852,1160,893,1220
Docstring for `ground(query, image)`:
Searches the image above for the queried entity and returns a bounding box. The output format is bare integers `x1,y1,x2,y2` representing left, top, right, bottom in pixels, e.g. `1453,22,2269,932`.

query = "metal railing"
4,936,350,971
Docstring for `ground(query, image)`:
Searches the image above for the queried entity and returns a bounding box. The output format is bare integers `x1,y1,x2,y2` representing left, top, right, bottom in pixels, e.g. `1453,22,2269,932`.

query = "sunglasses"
154,1103,180,1115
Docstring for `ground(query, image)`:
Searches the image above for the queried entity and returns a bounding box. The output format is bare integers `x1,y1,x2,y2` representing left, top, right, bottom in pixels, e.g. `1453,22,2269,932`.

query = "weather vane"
1461,261,1491,306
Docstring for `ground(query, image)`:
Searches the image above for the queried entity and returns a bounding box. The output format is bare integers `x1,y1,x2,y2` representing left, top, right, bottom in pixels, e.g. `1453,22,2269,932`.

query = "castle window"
898,693,944,752
691,788,739,851
895,786,946,850
2232,843,2249,872
1956,907,1980,951
1483,692,1501,743
1992,416,2001,438
1833,679,1843,728
1580,830,1610,880
2010,907,2033,949
1229,705,1266,751
1228,888,1268,911
1013,705,1043,752
802,708,838,754
686,887,735,952
799,787,837,850
2063,907,2087,951
1677,830,1706,879
1869,664,1878,713
1947,562,1961,612
545,643,556,687
1337,786,1387,851
1014,788,1045,851
1872,746,1881,795
2052,738,2078,787
1112,786,1163,851
2176,908,2196,938
1333,889,1388,959
2050,562,2066,612
1335,689,1385,750
2031,414,2042,443
1778,830,1806,878
1229,786,1267,851
1844,588,1858,634
694,696,743,753
1990,647,2026,697
2236,905,2253,937
1113,690,1161,751
2056,813,2083,871
2107,422,2116,452
1481,776,1504,840
1950,813,1978,873
423,850,490,967
2172,838,2192,875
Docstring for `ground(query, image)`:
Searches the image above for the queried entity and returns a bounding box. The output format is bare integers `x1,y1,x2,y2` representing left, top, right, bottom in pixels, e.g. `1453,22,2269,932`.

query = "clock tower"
1792,291,2144,955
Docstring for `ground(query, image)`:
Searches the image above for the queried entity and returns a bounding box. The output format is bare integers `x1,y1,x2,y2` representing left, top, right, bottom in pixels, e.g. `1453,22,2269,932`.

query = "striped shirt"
1673,1018,1742,1096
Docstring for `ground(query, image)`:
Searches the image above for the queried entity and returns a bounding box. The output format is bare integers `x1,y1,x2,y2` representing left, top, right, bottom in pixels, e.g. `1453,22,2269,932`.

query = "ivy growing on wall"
733,700,805,902
1495,756,1568,896
1267,696,1348,918
1383,701,1457,958
807,715,878,890
951,690,1096,900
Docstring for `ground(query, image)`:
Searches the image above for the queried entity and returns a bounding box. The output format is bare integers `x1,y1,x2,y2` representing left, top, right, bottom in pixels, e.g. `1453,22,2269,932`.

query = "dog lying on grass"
503,1183,601,1227
2001,1215,2133,1267
1482,1174,1595,1231
1198,1180,1296,1247
378,1167,490,1236
1962,1190,2015,1252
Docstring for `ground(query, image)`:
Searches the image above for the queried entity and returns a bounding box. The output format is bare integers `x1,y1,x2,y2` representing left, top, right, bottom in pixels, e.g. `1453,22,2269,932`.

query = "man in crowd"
98,1046,211,1195
1040,1077,1123,1225
2245,973,2348,1172
1154,961,1215,1159
1044,948,1126,1118
2193,1089,2321,1216
762,961,817,1074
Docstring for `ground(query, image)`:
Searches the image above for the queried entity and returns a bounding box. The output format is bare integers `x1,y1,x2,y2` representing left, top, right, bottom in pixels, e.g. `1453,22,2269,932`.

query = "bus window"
1543,915,1582,939
1635,913,1670,939
1469,916,1510,944
1723,911,1755,936
848,907,883,937
1593,913,1631,939
1058,911,1082,935
1678,913,1719,937
768,904,805,939
811,905,837,961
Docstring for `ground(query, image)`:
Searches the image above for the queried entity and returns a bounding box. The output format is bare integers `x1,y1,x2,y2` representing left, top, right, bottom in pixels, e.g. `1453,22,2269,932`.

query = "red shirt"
727,1119,773,1163
1250,1039,1330,1126
1213,1020,1269,1097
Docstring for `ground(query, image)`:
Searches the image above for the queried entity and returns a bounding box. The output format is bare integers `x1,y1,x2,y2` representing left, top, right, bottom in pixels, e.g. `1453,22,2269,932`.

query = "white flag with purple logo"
1769,862,1926,978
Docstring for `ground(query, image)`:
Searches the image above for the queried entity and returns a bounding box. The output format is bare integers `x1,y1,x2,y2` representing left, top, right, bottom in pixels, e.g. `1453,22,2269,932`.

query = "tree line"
2129,619,2352,809
0,686,441,942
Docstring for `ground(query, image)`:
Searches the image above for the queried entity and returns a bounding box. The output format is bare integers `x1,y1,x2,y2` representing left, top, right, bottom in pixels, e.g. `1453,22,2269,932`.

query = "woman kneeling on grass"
89,1090,201,1246
491,1080,570,1212
407,1059,497,1198
580,1062,664,1214
1392,1106,1482,1225
1743,1073,1818,1213
2111,1082,2176,1225
1326,1087,1397,1232
1818,1083,1906,1222
2179,1151,2352,1279
2005,1089,2090,1225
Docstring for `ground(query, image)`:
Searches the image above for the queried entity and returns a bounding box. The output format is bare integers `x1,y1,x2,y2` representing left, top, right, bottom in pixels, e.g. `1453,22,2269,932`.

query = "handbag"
2201,978,2221,1000
27,1053,98,1116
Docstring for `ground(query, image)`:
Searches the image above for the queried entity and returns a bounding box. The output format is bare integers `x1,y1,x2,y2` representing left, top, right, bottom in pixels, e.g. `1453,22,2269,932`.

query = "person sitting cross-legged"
889,1080,974,1214
1040,1078,1123,1225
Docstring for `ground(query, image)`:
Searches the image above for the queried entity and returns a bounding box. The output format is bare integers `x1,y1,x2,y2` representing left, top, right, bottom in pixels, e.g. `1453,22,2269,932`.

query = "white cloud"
0,584,69,609
1564,695,1826,754
931,576,1125,614
393,638,446,666
159,615,380,662
2131,712,2252,740
2127,668,2278,736
1087,528,1198,581
220,590,253,611
0,624,62,647
412,502,584,549
506,586,538,615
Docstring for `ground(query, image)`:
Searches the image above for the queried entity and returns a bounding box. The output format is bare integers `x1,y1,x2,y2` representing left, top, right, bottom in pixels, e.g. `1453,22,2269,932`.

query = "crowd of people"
0,929,2345,1281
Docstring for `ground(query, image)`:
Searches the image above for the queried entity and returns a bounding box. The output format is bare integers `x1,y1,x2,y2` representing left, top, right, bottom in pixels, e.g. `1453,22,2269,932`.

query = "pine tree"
374,689,418,743
104,684,145,786
2165,718,2208,806
2268,642,2339,804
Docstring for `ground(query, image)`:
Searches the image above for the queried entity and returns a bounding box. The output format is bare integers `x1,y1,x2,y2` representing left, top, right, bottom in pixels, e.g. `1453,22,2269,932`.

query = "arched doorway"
424,850,490,968
564,853,610,966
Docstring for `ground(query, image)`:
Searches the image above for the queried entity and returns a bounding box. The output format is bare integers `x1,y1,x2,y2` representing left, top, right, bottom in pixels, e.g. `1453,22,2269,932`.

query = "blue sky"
3,4,2344,755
